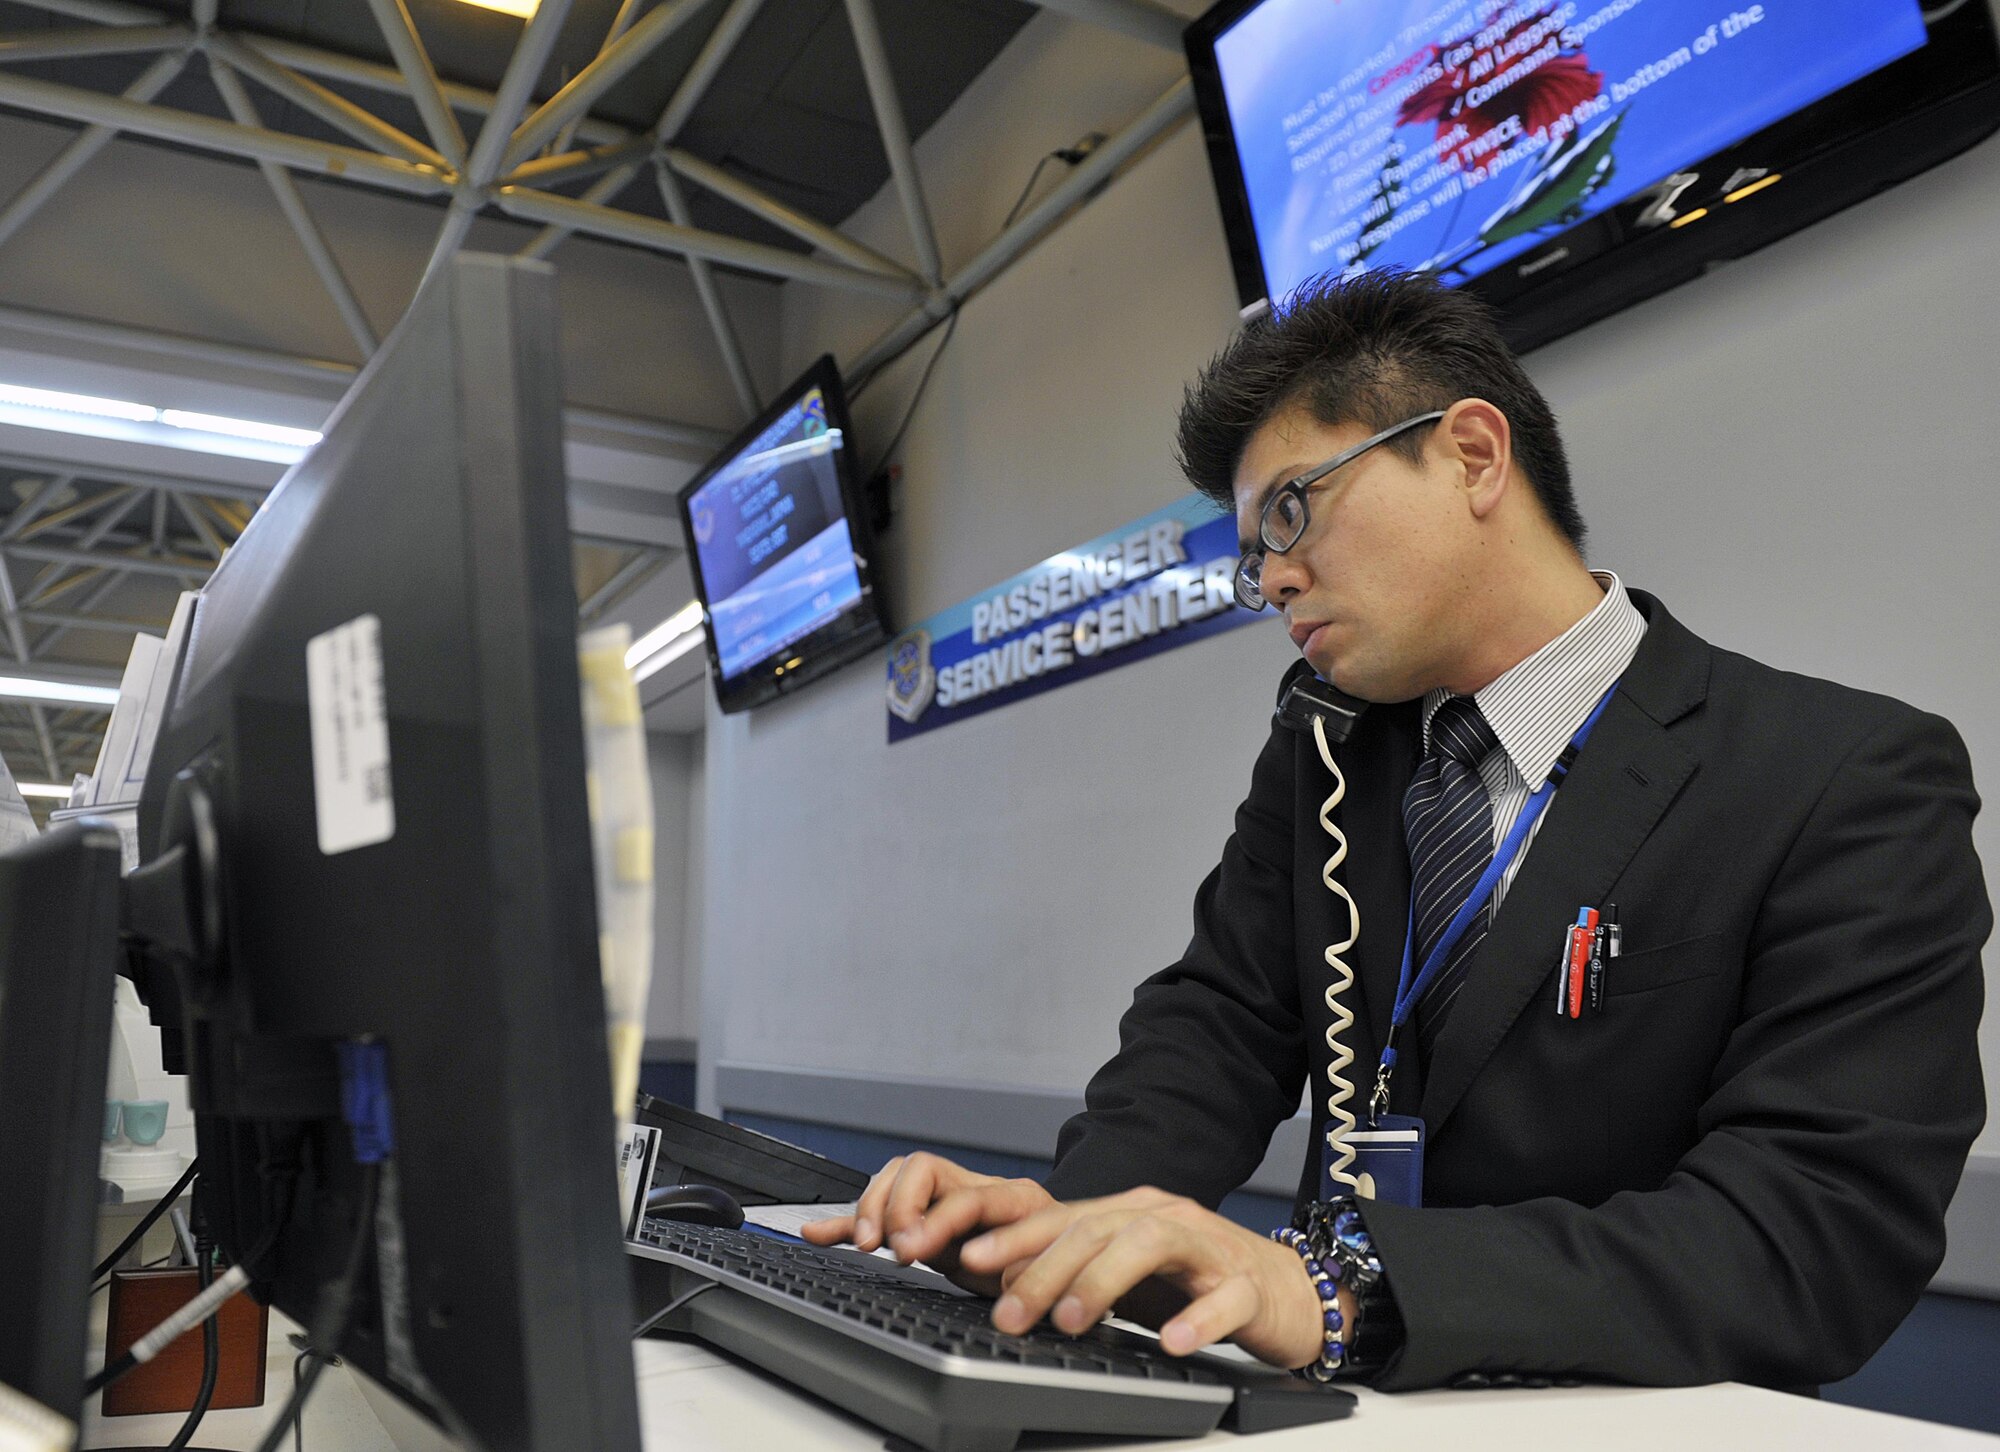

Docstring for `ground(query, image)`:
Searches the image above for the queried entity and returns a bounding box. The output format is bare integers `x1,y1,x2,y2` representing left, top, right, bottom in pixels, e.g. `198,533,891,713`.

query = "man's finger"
987,1210,1128,1335
799,1213,855,1246
852,1156,907,1250
960,1201,1092,1277
1158,1276,1260,1356
890,1181,1047,1264
879,1154,950,1246
1040,1215,1189,1334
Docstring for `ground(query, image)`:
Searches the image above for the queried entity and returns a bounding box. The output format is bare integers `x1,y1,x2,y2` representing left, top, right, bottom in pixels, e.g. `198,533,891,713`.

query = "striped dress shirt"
1418,571,1648,936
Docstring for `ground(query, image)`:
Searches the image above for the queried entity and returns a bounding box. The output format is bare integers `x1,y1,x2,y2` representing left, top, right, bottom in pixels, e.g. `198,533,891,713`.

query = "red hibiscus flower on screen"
1392,3,1603,170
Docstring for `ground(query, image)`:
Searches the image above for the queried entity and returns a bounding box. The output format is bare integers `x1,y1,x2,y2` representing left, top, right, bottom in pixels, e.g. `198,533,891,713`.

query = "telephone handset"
1273,662,1376,1195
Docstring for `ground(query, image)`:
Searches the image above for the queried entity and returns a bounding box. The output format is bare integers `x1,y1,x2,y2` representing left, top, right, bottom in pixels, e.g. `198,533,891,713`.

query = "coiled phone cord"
1313,715,1365,1192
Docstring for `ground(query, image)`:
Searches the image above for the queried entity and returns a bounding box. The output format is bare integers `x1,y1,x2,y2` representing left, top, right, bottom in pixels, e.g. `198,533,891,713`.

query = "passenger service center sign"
886,493,1267,742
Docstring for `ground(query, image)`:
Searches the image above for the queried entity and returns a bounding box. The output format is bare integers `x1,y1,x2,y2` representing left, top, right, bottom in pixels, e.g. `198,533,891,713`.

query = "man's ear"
1440,399,1513,520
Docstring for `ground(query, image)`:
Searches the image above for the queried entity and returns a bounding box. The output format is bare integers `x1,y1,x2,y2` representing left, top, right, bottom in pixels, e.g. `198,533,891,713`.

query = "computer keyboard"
627,1219,1348,1452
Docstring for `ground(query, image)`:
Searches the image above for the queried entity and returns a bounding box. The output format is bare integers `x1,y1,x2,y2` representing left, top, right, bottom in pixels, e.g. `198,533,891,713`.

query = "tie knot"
1428,696,1497,768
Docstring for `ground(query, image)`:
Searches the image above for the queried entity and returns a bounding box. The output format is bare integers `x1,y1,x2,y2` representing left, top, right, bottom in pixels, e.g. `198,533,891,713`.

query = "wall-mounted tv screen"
1186,0,2000,350
677,355,889,714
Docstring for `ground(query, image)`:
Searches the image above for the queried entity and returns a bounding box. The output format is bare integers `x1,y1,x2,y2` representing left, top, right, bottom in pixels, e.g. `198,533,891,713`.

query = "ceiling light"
13,781,72,800
626,601,703,668
159,410,322,449
631,628,706,683
0,673,121,707
0,383,156,423
0,379,323,462
626,601,707,683
453,0,540,16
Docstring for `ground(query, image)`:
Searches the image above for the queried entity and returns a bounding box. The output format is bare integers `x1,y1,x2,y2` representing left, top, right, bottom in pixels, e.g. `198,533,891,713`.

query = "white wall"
694,12,1998,1171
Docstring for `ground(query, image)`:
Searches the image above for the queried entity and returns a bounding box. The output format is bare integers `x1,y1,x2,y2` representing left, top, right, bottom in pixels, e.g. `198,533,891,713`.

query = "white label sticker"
306,614,395,855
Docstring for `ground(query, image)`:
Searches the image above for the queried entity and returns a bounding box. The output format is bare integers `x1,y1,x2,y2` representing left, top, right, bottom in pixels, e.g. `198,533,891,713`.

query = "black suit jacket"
1043,591,1989,1391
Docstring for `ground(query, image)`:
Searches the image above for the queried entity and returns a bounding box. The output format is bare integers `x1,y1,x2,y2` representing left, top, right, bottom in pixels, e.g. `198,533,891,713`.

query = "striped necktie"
1403,696,1501,1057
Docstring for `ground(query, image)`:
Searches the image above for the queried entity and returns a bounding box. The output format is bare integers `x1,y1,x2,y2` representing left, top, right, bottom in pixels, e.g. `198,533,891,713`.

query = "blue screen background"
1213,0,1926,301
686,390,866,681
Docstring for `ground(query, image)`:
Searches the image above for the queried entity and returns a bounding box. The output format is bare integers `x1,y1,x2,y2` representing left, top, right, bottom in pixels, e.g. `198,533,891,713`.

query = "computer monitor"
0,821,124,1428
124,254,642,1451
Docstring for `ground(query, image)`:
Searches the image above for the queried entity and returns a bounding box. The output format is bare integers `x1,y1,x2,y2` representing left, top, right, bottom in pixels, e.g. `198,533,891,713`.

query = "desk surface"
80,1320,1999,1451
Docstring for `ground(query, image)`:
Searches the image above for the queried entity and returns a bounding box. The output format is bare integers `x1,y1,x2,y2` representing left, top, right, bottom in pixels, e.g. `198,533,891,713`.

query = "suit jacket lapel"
1416,592,1710,1135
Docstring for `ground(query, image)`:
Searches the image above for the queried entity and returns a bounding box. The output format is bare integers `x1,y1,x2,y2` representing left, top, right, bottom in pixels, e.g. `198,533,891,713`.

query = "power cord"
249,1161,382,1452
632,1278,719,1339
163,1239,219,1452
91,1157,199,1282
859,133,1107,484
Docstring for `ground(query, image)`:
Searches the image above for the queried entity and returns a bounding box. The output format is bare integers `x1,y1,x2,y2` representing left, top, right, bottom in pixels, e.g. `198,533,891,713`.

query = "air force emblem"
886,629,936,723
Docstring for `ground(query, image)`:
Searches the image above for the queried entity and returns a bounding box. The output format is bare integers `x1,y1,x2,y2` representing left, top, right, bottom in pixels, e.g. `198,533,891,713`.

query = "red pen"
1566,908,1599,1019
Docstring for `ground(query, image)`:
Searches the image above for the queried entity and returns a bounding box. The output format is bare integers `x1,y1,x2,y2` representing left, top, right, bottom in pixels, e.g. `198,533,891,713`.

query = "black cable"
164,1244,219,1452
91,1157,199,1282
250,1163,382,1452
291,1349,312,1452
857,145,1077,481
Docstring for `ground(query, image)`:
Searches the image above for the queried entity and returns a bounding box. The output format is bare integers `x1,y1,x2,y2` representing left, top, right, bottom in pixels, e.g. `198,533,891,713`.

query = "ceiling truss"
0,0,1192,791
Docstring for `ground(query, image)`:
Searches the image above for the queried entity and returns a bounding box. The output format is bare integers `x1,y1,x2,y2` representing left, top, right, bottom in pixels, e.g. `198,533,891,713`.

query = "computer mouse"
646,1181,745,1229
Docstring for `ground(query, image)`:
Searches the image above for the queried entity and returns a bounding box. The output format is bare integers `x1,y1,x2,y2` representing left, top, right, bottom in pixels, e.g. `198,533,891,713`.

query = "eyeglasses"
1233,411,1448,611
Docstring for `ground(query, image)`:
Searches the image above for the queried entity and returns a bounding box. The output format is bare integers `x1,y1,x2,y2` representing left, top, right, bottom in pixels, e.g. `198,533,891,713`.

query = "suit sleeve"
1359,709,1991,1390
1043,723,1310,1209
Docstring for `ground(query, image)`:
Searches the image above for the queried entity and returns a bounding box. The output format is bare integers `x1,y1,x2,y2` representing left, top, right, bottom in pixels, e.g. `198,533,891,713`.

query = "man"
806,270,1988,1390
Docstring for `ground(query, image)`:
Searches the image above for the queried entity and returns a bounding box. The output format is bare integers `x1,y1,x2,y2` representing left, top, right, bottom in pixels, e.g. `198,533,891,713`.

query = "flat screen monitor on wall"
1185,0,2000,350
678,355,890,714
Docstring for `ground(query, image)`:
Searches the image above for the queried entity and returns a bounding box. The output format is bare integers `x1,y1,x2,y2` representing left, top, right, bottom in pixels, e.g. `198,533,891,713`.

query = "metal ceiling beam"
500,135,652,192
31,565,131,654
840,0,942,287
849,77,1194,384
654,159,758,420
3,0,162,28
243,33,630,146
502,0,718,171
1023,0,1186,50
0,49,186,252
578,546,664,621
8,541,213,579
516,0,768,262
2,475,77,540
0,306,728,451
549,0,646,159
417,0,577,292
664,149,916,281
360,0,468,169
0,69,451,196
21,486,151,603
492,187,926,300
19,607,166,634
208,58,381,356
0,21,187,61
12,485,137,543
0,451,268,504
171,492,224,558
203,31,447,171
517,160,642,261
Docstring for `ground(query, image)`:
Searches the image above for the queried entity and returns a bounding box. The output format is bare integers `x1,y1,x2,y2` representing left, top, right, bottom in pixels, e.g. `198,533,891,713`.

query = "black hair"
1174,270,1585,551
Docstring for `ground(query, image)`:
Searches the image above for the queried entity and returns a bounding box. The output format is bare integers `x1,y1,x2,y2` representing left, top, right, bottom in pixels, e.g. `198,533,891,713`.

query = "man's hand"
800,1151,1058,1296
959,1186,1336,1369
802,1154,1341,1370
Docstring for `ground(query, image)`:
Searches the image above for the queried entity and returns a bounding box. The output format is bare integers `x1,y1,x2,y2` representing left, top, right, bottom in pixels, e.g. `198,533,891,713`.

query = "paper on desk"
743,1202,902,1261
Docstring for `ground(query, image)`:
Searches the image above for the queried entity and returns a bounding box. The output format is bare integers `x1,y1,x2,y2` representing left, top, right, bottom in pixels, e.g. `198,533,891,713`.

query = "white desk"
79,1318,1998,1451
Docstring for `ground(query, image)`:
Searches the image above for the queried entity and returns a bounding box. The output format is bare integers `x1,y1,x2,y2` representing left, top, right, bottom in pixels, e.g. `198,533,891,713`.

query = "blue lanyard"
1368,682,1619,1121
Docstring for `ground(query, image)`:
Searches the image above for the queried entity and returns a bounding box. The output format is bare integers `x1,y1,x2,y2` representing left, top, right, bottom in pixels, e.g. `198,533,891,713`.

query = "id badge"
1320,1115,1426,1207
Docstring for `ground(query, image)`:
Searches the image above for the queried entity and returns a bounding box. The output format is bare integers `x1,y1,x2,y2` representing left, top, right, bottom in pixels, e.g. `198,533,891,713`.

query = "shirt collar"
1422,571,1648,789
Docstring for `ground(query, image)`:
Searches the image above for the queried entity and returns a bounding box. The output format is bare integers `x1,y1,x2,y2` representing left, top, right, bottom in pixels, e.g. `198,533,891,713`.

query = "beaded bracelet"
1270,1225,1347,1382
